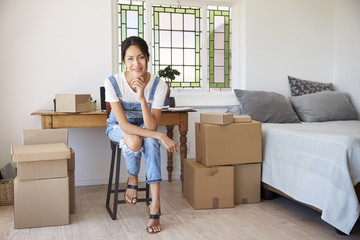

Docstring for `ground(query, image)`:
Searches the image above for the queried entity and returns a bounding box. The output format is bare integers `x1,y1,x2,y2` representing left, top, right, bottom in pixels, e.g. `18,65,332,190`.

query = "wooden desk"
31,110,195,185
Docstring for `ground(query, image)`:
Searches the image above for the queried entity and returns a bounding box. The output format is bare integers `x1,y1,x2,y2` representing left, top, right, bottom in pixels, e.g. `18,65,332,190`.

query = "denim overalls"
106,75,162,184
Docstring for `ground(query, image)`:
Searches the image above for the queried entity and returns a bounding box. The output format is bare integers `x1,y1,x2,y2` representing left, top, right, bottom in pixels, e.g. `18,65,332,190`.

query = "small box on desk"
55,94,91,113
195,121,262,167
184,158,234,210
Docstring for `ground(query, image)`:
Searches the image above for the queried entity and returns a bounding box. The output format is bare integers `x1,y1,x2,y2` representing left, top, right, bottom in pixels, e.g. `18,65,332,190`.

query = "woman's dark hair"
121,36,150,62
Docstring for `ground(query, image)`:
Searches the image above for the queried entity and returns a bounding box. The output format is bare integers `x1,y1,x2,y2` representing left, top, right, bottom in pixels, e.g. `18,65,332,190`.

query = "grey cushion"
234,89,301,123
290,91,358,122
288,76,334,96
226,105,241,115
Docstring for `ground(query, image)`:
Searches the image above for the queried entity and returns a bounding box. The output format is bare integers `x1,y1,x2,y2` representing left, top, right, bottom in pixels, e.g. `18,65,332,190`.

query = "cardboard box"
195,121,262,166
16,159,67,181
55,94,91,113
14,177,69,228
69,170,75,214
184,158,234,210
22,129,68,145
200,112,233,125
233,115,252,123
22,129,74,171
234,163,261,204
11,143,70,181
11,143,70,162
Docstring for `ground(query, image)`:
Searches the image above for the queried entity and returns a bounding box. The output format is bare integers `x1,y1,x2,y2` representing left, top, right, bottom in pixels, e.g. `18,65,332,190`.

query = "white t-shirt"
104,72,167,109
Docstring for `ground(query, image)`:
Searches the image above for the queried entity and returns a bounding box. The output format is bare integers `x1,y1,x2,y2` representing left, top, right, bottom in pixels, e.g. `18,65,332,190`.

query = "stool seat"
105,140,151,220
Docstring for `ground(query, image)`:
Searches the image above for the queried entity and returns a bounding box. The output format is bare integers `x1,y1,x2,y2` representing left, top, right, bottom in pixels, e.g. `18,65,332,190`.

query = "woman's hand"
158,133,179,153
131,77,146,101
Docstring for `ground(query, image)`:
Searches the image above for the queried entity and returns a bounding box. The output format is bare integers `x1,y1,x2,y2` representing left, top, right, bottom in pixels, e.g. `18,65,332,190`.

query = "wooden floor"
1,180,359,240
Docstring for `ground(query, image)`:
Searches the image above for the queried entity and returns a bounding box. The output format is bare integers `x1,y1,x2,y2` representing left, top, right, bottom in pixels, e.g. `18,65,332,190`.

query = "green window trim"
208,8,231,89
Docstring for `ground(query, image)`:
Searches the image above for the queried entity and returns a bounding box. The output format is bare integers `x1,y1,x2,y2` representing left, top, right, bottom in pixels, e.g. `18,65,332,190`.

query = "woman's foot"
146,203,161,234
124,176,138,204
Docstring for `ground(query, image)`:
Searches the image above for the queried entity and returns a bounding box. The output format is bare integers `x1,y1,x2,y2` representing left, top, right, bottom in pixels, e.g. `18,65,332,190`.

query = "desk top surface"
32,109,196,116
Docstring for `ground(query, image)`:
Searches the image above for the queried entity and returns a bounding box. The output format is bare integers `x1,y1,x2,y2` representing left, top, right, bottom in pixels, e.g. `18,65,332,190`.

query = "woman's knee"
123,134,142,152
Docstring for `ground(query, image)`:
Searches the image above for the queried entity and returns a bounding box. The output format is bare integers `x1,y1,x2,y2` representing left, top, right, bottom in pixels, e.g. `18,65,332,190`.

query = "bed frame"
261,182,360,234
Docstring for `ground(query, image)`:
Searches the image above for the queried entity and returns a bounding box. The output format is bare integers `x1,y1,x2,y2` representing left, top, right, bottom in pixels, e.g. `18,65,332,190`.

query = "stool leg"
146,182,150,206
106,143,116,215
112,147,121,220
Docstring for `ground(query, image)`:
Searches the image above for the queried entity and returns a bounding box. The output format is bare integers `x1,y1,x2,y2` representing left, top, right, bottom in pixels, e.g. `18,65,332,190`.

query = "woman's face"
123,45,148,79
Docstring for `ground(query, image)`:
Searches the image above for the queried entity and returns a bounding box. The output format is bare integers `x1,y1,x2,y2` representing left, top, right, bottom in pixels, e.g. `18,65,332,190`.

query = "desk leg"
166,125,174,182
179,113,188,192
41,116,53,129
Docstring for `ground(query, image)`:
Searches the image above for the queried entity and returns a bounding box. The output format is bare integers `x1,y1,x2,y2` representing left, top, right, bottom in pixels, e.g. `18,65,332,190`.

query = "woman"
104,36,178,234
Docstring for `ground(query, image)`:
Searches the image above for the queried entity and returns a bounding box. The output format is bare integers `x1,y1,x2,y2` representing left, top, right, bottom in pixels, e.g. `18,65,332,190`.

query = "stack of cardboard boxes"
184,113,262,209
11,129,75,229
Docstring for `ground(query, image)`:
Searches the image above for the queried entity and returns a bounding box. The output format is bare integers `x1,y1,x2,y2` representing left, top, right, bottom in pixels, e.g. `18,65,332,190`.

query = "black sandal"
124,179,138,204
146,214,161,234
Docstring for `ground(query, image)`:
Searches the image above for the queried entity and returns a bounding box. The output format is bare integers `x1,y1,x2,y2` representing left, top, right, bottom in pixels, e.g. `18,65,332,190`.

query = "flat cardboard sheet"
233,115,252,123
22,129,68,145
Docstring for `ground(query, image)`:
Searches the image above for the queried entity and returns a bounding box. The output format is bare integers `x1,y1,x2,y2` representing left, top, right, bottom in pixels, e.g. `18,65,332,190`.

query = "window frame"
111,0,233,94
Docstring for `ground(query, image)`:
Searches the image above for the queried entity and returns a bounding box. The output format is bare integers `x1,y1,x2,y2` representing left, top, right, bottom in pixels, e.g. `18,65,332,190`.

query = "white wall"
333,0,360,112
1,0,359,185
0,0,113,185
241,0,335,96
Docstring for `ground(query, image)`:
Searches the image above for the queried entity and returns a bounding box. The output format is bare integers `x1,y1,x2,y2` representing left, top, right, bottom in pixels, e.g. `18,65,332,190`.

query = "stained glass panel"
208,6,231,90
153,5,201,88
118,1,145,71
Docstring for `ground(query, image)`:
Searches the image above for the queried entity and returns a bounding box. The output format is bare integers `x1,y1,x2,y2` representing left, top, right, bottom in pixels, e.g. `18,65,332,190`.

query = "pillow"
234,89,301,123
288,76,334,96
226,105,241,115
290,91,358,122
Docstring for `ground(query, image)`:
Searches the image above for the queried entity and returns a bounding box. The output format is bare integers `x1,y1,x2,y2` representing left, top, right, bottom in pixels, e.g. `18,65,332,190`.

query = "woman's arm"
110,101,178,152
131,77,159,131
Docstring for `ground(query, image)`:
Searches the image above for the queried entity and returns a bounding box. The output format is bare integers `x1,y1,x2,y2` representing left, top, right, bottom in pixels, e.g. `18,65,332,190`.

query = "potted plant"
158,65,180,107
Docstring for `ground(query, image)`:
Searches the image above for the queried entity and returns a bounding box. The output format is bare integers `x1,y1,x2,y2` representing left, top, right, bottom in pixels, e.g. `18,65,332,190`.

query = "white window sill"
170,90,238,107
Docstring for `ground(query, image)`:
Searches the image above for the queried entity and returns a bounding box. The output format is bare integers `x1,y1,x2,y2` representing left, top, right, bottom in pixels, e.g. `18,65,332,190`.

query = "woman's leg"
143,138,162,233
148,182,161,233
122,134,143,204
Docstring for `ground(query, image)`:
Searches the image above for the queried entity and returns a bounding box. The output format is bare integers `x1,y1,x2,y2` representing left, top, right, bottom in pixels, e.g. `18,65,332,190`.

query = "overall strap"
149,76,160,101
108,75,122,99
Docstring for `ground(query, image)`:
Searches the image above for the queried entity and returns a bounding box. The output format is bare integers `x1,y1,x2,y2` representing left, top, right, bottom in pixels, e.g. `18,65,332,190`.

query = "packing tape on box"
210,167,219,176
212,197,219,209
241,198,248,204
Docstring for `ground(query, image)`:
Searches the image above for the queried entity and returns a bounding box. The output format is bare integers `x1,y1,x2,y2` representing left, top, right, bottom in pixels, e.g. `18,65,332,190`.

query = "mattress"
262,120,360,234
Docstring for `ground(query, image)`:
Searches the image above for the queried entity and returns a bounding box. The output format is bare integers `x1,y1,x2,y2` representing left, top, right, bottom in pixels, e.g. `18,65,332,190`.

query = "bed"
231,77,360,235
261,121,360,235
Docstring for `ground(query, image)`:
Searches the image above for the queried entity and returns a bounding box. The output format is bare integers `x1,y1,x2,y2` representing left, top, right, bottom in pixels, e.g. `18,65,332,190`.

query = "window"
117,1,146,71
113,0,232,91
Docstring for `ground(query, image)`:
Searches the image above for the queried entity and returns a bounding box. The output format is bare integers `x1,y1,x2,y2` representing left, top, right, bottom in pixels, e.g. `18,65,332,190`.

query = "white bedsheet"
262,121,360,234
